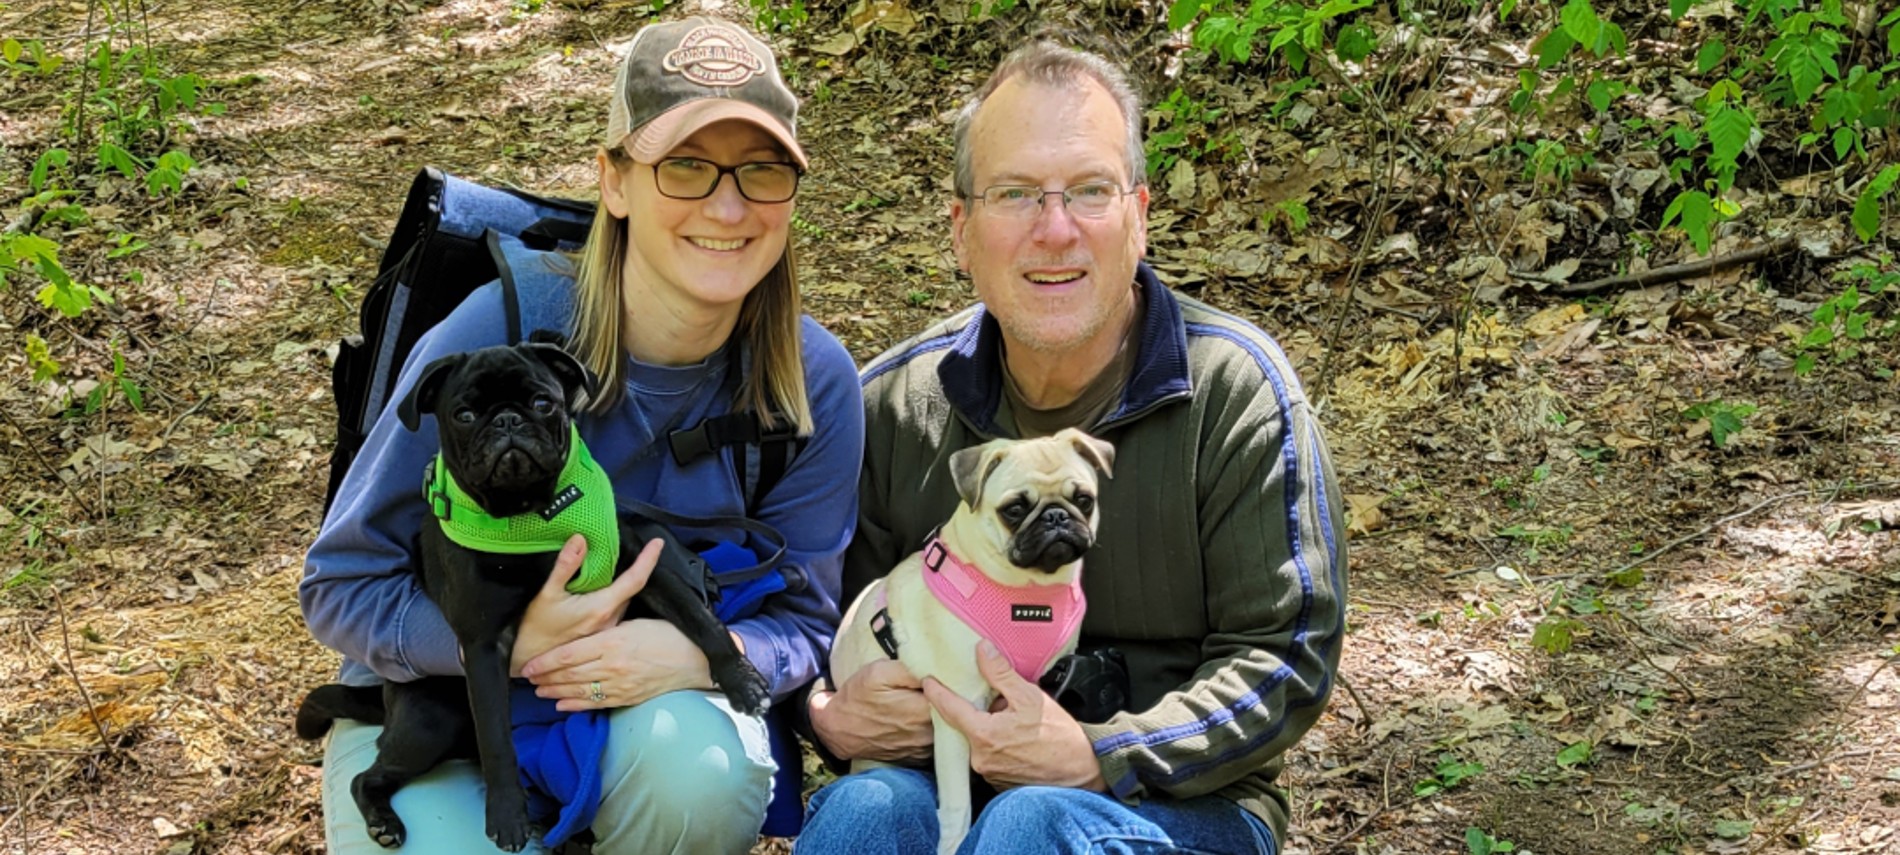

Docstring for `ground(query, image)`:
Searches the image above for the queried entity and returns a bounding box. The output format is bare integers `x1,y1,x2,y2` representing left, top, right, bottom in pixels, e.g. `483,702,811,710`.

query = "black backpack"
324,166,801,518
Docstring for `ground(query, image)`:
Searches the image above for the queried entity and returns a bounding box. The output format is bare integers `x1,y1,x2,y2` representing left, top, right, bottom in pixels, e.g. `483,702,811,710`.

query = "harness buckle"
870,607,900,660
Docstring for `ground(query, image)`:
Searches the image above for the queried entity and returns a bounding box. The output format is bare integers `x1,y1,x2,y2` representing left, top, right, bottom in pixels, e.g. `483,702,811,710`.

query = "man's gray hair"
951,41,1147,198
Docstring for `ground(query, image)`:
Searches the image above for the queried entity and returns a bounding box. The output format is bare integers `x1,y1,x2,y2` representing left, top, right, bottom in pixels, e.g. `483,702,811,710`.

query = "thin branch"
1532,480,1900,585
1555,237,1801,296
0,405,98,519
51,587,114,753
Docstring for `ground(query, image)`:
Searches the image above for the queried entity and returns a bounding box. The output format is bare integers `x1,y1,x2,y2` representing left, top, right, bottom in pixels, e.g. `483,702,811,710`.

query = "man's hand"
922,641,1107,791
810,658,934,763
508,536,661,676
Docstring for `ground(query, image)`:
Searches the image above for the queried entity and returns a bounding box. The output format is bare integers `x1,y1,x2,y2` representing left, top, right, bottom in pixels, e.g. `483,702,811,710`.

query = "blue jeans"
321,690,774,854
794,766,1276,855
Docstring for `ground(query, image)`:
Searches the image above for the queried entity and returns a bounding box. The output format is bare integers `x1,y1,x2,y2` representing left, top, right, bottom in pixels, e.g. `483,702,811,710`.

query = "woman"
299,16,861,854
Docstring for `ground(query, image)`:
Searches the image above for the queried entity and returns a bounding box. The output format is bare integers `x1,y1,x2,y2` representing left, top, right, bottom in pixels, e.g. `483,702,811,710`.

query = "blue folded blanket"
512,684,607,848
509,540,767,848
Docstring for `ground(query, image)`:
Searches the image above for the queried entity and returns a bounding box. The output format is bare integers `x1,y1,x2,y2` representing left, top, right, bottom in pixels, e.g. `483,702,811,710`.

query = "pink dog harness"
917,536,1086,681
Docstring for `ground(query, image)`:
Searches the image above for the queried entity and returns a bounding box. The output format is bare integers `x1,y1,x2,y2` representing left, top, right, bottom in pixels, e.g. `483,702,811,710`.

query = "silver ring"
588,681,604,703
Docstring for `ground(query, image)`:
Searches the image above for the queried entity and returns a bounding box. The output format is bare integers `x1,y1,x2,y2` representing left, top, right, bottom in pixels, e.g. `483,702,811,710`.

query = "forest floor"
2,0,1897,853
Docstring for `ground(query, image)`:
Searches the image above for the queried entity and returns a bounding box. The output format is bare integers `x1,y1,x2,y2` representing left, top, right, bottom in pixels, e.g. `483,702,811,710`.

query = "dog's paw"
363,813,406,849
716,657,771,717
486,814,532,853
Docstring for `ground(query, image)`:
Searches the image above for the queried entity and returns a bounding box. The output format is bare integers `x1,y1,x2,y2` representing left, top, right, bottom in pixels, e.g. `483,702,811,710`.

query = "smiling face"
951,74,1150,357
600,119,794,322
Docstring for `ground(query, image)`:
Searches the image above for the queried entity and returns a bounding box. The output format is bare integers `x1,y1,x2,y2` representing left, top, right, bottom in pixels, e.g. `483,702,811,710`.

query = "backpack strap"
663,336,805,514
616,498,787,588
521,216,590,251
486,229,524,346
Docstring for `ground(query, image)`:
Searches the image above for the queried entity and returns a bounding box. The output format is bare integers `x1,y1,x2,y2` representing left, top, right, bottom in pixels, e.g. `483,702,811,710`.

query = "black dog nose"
1040,506,1071,527
491,411,525,431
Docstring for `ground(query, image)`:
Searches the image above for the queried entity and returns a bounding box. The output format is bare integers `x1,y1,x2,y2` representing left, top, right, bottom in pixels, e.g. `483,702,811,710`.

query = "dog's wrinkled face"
949,428,1115,574
398,339,596,518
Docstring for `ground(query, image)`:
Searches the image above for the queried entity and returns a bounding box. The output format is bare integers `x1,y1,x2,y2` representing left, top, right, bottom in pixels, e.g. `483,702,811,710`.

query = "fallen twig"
1536,479,1900,585
1336,673,1375,735
1553,236,1800,296
0,405,98,520
1773,747,1876,780
51,587,114,753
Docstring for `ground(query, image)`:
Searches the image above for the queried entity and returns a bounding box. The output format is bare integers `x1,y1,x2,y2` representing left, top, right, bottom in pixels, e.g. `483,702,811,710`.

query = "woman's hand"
507,535,662,676
522,618,715,711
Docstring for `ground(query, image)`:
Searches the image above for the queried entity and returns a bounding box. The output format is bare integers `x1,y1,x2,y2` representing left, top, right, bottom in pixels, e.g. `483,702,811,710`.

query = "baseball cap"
607,17,807,169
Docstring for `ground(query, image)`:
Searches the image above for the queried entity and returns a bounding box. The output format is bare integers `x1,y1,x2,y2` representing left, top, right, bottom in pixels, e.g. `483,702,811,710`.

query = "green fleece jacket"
846,262,1348,840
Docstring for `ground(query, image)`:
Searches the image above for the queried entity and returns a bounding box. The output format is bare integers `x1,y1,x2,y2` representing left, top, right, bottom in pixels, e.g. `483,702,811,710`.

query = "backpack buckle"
668,411,792,466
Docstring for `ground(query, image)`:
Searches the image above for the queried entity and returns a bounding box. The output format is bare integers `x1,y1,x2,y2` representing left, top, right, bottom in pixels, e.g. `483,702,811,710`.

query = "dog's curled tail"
295,684,385,740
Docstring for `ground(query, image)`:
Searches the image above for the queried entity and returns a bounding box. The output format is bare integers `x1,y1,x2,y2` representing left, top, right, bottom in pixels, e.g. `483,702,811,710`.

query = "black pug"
296,337,769,851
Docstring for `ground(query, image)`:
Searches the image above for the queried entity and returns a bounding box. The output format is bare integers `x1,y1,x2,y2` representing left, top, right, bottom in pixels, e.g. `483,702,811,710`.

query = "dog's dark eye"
1000,498,1032,526
531,395,556,415
454,408,477,425
1073,493,1095,515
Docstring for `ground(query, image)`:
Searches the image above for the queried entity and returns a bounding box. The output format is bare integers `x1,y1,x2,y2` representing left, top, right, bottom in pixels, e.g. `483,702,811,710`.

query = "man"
794,41,1347,854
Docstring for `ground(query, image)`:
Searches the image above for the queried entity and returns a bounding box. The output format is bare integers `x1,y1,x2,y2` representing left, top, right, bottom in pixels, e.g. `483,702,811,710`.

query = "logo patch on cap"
664,25,766,87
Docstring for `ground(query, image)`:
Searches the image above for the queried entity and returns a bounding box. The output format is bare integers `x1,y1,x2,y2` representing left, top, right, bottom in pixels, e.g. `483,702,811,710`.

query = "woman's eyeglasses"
647,158,801,203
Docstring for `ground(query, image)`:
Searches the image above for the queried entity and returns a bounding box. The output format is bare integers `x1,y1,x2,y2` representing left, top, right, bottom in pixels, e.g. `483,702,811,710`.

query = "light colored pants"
322,690,775,855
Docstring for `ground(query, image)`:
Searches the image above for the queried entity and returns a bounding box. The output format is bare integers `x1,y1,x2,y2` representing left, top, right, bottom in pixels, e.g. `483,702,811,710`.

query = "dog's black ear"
949,442,1004,511
1057,428,1116,479
524,340,597,410
398,354,465,433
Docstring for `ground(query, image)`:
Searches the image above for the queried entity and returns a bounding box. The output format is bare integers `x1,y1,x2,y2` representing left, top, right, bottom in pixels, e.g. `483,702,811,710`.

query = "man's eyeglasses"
646,157,802,203
971,181,1134,219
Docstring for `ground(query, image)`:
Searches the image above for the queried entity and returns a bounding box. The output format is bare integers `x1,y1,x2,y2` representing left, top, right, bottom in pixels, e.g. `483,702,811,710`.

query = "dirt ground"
2,0,1897,853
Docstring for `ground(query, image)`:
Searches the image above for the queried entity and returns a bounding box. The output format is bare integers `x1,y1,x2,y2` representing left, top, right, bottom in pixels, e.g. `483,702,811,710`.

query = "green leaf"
120,378,144,412
1834,126,1856,160
6,234,61,264
1794,353,1817,374
1467,827,1493,855
2,38,20,64
1707,409,1745,447
1532,618,1577,654
1501,0,1518,19
25,334,60,383
1853,165,1899,241
1670,0,1692,19
1706,104,1754,191
97,142,141,178
1168,0,1205,31
1335,22,1376,64
29,148,68,194
1561,0,1602,50
156,149,197,173
1663,190,1715,254
1713,819,1754,840
38,279,92,318
1606,566,1645,587
1587,80,1614,112
1535,30,1576,69
146,168,182,197
1696,40,1725,74
1778,33,1836,102
1556,740,1593,766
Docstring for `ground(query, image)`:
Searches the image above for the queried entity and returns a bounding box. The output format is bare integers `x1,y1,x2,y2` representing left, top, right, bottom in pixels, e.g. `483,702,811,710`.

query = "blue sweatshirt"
299,238,862,702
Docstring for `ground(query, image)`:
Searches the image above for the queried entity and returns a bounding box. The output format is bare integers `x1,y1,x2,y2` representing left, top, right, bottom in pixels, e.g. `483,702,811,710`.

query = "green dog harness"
424,425,619,594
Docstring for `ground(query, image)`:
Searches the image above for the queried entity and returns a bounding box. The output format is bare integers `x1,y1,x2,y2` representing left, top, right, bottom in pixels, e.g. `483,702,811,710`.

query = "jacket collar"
936,262,1192,437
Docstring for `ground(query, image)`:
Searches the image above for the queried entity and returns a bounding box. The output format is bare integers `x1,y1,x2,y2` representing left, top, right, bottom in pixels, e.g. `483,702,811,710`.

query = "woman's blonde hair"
565,146,812,435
